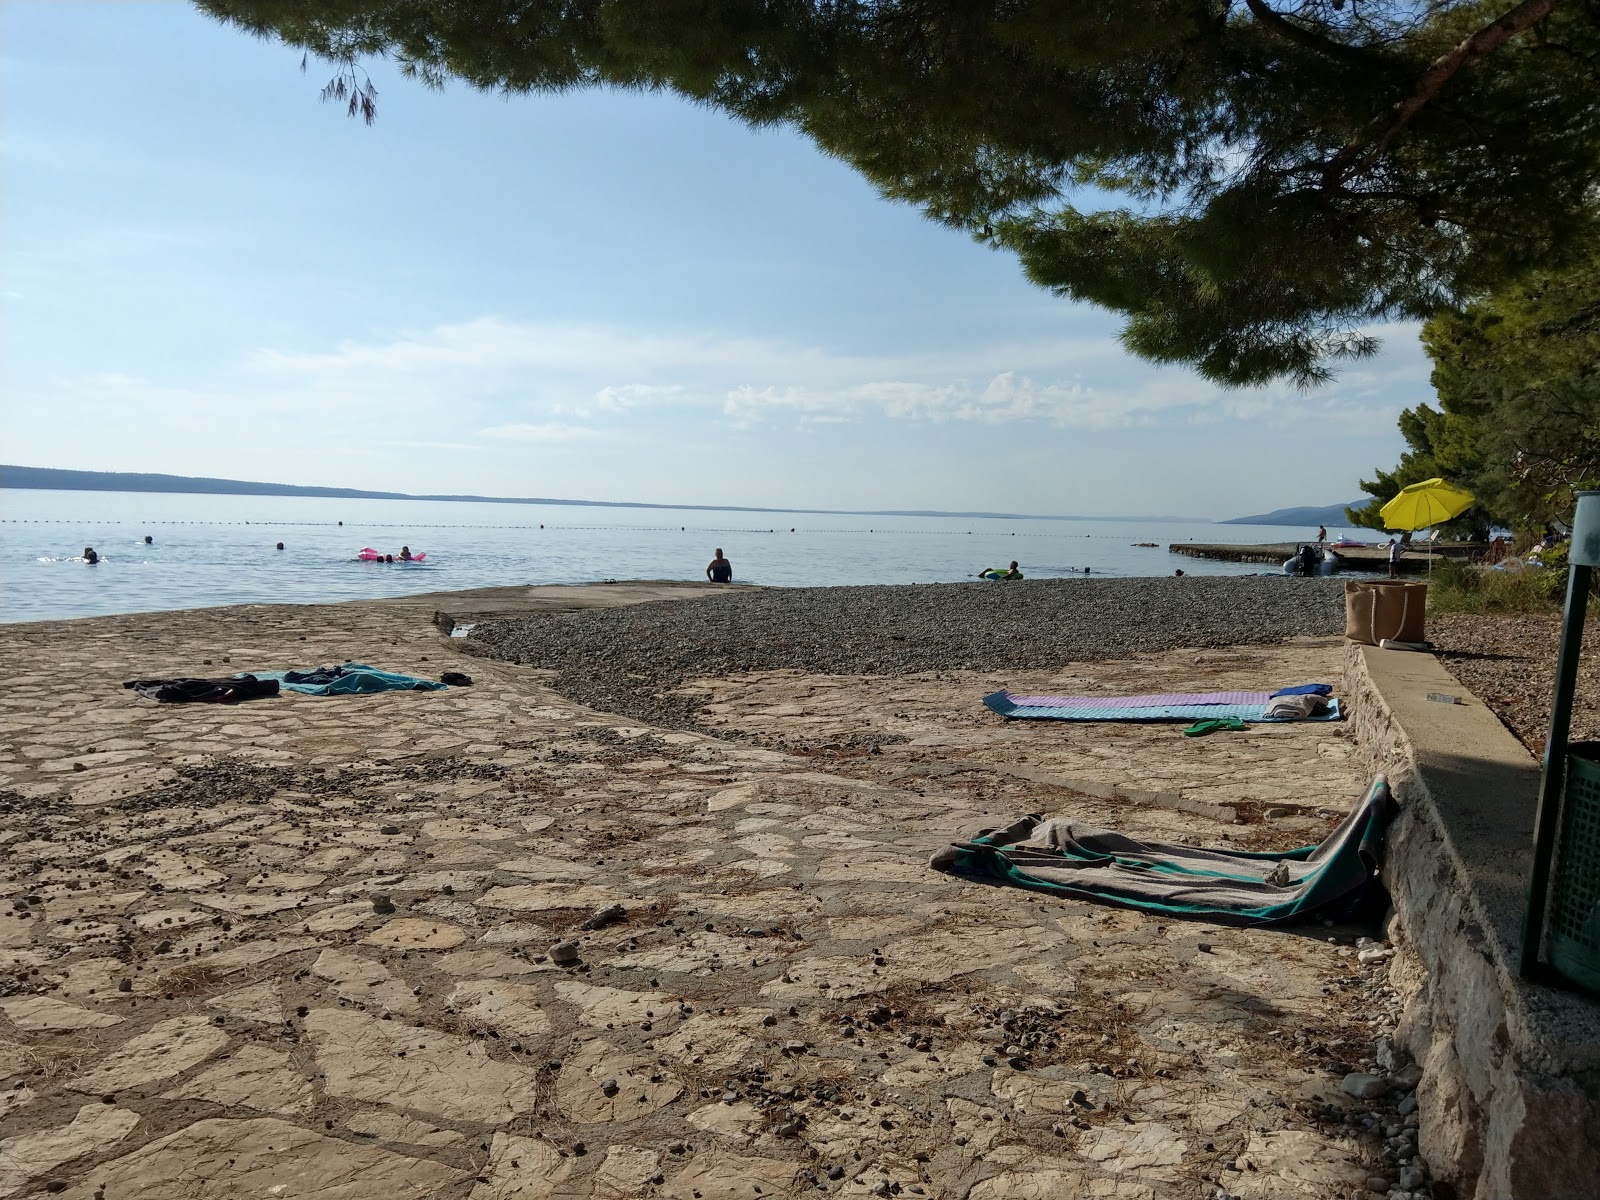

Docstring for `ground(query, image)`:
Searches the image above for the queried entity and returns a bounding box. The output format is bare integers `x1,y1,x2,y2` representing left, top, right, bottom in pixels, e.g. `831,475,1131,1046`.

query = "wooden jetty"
1169,541,1481,574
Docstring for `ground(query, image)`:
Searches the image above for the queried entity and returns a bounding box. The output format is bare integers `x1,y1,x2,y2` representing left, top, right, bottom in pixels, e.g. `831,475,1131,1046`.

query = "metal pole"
1521,559,1594,978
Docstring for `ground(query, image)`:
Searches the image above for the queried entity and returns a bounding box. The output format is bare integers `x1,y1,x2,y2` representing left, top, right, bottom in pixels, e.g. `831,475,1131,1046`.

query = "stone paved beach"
2,582,1426,1200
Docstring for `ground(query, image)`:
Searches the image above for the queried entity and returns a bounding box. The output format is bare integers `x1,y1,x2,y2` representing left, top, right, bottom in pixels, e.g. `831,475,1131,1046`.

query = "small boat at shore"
1283,544,1341,576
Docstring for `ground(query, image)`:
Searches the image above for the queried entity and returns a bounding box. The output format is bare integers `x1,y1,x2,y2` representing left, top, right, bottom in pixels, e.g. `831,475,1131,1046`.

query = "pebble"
1342,1072,1390,1100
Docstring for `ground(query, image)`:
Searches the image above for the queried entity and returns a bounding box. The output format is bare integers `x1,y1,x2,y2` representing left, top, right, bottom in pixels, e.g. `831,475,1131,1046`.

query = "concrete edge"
1344,640,1600,1200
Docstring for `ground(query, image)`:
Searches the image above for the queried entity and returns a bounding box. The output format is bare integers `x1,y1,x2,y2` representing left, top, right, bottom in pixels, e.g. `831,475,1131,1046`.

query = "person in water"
980,561,1023,580
399,546,413,561
143,535,153,545
275,542,285,551
82,547,99,565
706,548,733,583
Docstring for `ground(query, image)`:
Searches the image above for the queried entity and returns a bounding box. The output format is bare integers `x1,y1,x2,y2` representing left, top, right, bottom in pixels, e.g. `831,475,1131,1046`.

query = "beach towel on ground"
254,662,448,695
999,689,1276,709
929,777,1394,925
123,675,280,704
982,692,1341,722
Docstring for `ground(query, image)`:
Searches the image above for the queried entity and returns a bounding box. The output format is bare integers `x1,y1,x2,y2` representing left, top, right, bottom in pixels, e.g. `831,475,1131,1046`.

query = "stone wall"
1343,642,1600,1200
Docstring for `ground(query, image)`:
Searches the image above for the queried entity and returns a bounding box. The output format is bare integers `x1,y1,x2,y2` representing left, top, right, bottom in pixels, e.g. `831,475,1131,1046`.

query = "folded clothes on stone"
123,675,281,704
1263,693,1330,719
255,662,449,695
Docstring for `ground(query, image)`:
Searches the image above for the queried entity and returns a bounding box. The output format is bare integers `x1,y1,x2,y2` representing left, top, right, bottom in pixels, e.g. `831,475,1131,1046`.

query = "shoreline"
0,569,1319,631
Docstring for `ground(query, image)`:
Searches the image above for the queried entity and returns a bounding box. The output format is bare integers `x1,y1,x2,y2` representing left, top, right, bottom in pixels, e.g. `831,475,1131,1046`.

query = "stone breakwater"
468,575,1348,731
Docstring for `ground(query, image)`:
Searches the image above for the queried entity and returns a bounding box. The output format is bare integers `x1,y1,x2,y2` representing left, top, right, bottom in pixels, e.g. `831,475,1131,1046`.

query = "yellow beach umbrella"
1380,478,1475,532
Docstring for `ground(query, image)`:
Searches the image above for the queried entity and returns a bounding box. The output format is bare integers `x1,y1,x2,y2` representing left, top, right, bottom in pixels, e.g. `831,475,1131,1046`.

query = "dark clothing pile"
122,675,281,704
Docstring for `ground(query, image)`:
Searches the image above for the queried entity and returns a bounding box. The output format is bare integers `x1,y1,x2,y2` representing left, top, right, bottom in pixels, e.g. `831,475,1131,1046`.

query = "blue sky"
1,2,1422,518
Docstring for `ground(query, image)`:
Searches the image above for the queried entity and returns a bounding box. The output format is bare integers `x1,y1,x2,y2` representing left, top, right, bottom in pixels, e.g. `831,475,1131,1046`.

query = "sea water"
0,489,1371,624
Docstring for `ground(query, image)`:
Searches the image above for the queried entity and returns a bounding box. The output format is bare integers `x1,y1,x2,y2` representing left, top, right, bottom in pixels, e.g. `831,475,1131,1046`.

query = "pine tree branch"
1323,0,1559,189
1241,0,1380,64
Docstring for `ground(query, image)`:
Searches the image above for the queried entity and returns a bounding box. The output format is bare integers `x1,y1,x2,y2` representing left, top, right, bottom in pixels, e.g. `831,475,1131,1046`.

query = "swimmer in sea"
82,547,99,565
706,548,733,583
399,546,413,561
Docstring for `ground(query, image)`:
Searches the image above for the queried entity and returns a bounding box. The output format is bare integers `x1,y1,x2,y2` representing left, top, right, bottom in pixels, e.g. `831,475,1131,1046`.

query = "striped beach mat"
982,692,1341,722
928,777,1394,925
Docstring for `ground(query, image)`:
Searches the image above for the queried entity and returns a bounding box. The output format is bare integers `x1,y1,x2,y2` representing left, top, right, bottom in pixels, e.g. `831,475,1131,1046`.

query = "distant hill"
0,464,1189,522
1223,501,1372,527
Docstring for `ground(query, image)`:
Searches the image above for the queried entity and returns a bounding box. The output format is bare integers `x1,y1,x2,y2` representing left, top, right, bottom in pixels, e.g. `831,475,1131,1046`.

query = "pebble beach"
468,576,1350,733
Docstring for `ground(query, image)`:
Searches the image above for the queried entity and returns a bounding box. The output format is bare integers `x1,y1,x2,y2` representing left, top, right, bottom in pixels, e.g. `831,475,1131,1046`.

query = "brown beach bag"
1344,580,1428,645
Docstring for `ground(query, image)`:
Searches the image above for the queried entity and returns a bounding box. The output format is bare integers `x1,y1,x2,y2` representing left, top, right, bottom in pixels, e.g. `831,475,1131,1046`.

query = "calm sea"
0,489,1368,624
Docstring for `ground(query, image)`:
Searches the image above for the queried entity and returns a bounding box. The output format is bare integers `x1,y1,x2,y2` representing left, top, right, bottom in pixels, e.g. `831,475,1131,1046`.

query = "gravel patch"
468,576,1347,730
1430,613,1600,753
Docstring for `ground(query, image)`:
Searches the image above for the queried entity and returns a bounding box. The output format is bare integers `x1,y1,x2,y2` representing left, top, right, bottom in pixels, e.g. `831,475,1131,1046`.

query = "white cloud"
8,314,1426,512
189,313,1425,440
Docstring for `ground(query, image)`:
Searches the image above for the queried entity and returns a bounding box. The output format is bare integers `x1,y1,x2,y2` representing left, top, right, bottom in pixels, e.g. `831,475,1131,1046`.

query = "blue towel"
1271,683,1333,698
253,662,447,696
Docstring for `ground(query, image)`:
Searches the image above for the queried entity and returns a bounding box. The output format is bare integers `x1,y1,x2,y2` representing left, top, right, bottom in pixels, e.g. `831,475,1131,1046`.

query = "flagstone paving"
1,589,1417,1199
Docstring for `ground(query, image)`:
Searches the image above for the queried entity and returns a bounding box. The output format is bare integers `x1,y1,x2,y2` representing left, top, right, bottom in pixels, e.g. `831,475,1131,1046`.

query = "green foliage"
1421,247,1600,529
1426,557,1566,614
1346,404,1493,539
1355,237,1600,536
195,0,1600,386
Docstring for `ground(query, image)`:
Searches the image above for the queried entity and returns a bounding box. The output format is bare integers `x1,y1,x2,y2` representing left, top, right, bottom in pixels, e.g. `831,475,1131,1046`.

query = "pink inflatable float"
358,547,426,562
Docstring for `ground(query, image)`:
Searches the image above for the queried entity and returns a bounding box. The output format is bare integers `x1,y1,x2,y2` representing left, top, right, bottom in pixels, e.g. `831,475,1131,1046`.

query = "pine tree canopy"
1350,240,1600,533
197,1,1600,386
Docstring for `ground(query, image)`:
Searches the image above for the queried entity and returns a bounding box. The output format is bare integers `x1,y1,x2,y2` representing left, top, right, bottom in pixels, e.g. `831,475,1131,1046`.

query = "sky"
0,2,1425,519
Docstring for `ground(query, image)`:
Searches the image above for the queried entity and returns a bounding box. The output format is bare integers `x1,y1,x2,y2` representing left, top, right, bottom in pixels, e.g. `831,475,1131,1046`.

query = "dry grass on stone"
157,963,232,998
5,1041,97,1082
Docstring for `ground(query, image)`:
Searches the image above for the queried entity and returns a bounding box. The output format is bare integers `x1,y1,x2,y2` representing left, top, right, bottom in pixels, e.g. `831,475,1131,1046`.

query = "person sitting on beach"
82,546,99,565
980,562,1023,580
706,549,733,583
399,546,413,561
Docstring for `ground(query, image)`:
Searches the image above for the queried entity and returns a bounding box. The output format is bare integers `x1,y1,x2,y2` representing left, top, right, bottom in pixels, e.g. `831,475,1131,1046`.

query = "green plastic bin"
1548,743,1600,994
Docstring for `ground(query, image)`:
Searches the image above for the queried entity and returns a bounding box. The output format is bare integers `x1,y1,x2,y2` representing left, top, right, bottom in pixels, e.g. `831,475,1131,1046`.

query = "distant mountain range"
1,465,1198,523
1223,501,1372,526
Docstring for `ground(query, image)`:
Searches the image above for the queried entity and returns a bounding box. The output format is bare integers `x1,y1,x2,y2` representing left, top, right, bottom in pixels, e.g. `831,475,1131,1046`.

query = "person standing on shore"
1316,524,1327,544
1387,538,1403,579
707,548,733,583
